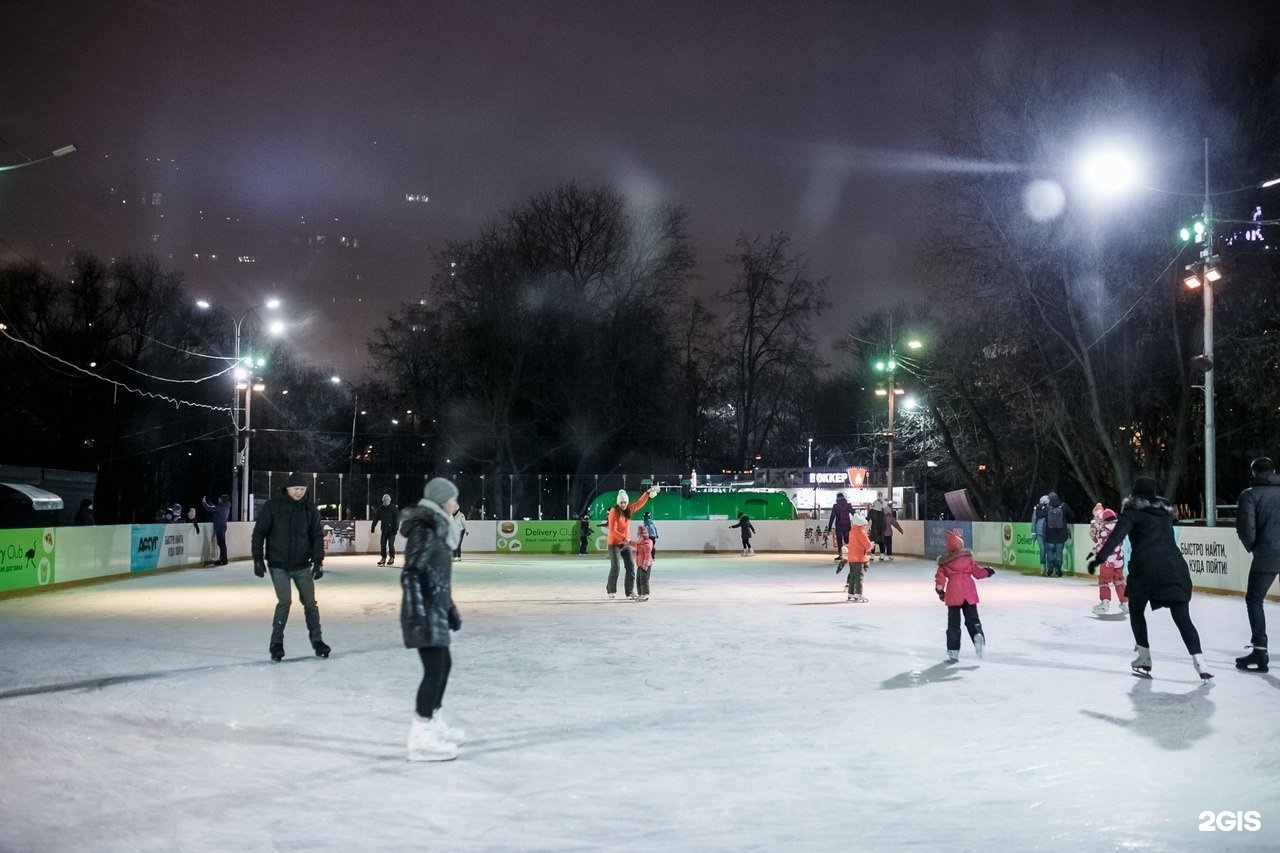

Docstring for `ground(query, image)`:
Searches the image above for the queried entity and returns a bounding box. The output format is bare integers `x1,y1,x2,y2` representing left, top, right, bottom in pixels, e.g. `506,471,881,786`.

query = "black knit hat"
285,473,309,488
1131,476,1158,501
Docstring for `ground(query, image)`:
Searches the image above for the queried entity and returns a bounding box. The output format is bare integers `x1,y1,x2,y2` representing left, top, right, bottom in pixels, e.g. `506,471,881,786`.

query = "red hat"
945,529,965,553
1102,508,1117,521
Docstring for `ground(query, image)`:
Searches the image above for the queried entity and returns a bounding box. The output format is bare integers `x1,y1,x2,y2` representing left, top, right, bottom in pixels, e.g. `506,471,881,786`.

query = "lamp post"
330,376,360,519
873,339,921,503
239,375,266,521
0,143,76,173
196,298,282,521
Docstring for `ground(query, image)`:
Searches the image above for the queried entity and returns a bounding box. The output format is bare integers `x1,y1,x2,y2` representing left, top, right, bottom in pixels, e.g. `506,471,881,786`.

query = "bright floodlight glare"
1261,177,1280,189
1082,149,1137,194
266,298,281,309
904,397,919,409
1204,266,1222,282
196,299,211,309
907,339,922,349
331,375,341,383
1024,179,1066,222
1183,273,1203,289
875,388,888,396
52,145,77,157
268,321,285,335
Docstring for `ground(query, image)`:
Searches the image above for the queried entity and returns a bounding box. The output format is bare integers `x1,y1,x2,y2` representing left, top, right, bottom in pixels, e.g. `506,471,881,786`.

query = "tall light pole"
873,339,921,503
240,375,266,522
331,376,360,519
196,298,282,521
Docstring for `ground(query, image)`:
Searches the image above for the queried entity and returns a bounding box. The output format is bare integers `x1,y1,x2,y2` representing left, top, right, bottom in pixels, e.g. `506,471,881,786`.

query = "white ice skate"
1191,654,1214,681
432,711,468,744
1119,601,1129,614
1091,600,1109,615
973,633,985,658
1131,646,1152,677
407,714,458,762
947,650,959,663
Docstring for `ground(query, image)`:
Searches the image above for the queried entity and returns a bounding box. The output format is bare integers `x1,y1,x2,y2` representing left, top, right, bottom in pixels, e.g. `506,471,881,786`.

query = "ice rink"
2,551,1278,852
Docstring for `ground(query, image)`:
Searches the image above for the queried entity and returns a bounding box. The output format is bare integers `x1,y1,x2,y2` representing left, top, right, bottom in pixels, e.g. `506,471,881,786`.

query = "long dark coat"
399,504,457,648
1092,496,1191,608
1236,472,1280,574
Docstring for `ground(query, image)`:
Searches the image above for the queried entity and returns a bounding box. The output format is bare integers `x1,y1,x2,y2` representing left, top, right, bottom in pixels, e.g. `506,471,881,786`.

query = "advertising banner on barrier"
495,520,586,554
131,524,165,572
0,527,56,592
924,520,972,559
998,521,1044,570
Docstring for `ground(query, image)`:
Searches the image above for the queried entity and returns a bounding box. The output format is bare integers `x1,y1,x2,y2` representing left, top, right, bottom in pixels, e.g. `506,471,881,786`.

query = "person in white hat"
604,485,660,598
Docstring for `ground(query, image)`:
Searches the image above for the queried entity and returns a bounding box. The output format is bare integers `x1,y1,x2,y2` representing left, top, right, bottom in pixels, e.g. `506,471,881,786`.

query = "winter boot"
1091,600,1110,615
1131,645,1152,677
1119,601,1129,614
1191,654,1214,681
407,714,458,762
270,643,285,662
947,649,959,663
312,640,331,659
973,633,985,658
1235,646,1270,673
377,559,386,566
432,710,468,744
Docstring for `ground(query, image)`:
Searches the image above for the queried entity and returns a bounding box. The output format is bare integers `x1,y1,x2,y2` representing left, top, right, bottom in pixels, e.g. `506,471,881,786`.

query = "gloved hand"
371,524,377,533
1087,561,1098,575
254,560,266,578
447,606,462,632
312,564,324,580
936,587,946,601
648,485,660,498
984,566,996,576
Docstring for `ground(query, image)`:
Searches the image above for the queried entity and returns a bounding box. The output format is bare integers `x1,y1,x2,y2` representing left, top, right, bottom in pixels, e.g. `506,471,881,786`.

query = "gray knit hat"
423,477,458,505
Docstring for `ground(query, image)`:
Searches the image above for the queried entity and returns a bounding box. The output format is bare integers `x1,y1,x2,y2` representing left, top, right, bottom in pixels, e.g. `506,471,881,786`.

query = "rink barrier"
1,519,1275,600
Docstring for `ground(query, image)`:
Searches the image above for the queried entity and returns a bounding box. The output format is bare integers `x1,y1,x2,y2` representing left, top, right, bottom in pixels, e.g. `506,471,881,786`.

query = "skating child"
934,529,995,662
1089,508,1128,615
730,512,756,556
839,512,874,602
632,526,654,602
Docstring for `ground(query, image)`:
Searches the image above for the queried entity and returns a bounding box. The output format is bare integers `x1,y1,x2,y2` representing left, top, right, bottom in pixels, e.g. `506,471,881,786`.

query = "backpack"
1046,505,1065,531
833,502,853,526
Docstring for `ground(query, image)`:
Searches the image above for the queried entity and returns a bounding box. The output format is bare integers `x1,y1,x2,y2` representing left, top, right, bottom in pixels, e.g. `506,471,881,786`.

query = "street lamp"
239,375,266,521
330,376,361,519
873,339,922,503
196,298,282,521
0,143,77,173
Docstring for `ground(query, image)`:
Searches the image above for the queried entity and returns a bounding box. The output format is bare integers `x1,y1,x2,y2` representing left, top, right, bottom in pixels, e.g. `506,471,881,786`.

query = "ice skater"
643,511,659,557
730,512,756,556
878,501,904,561
633,525,654,601
372,494,400,566
1234,456,1280,673
401,477,466,761
605,486,659,598
839,512,873,602
934,529,995,662
578,514,593,556
1087,476,1212,680
1087,508,1128,615
251,473,330,663
826,492,854,564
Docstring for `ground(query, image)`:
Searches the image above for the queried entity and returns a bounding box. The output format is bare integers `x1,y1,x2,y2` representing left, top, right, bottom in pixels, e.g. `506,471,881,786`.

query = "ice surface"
2,553,1278,851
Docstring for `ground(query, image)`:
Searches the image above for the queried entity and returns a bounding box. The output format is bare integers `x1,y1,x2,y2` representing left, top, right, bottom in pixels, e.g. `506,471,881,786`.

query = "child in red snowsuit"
632,526,654,602
1089,508,1128,615
934,529,995,662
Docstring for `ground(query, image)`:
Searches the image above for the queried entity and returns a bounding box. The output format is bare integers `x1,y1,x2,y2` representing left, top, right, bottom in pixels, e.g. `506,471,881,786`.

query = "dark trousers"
380,531,397,561
882,537,894,556
453,531,465,559
637,566,651,596
269,567,322,646
1246,570,1279,647
607,544,636,595
1128,596,1202,655
579,535,589,555
213,526,228,564
833,525,850,556
946,603,983,651
847,563,866,595
416,646,452,717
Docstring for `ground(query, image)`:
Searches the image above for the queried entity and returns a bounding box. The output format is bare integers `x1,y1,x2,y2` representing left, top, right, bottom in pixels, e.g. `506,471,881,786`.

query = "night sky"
3,1,1277,377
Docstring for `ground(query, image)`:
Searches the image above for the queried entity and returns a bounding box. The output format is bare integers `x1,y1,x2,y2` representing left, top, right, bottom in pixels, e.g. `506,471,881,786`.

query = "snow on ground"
1,552,1277,852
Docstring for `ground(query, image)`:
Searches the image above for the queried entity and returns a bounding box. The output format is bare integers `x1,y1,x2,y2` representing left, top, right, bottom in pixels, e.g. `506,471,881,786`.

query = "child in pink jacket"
1088,508,1128,615
632,526,654,602
935,529,995,662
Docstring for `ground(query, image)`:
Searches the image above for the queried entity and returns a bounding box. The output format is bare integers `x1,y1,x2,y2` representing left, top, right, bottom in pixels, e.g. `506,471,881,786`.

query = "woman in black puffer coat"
401,477,465,761
1089,476,1212,681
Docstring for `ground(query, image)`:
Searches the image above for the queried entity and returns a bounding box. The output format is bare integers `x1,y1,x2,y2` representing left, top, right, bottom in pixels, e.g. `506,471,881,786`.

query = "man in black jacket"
1235,457,1280,673
372,493,400,566
252,473,330,662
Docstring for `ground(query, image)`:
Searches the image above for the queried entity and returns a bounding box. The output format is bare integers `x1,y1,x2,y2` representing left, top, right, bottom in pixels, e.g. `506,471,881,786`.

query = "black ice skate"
1235,646,1269,673
270,643,285,662
313,640,331,659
